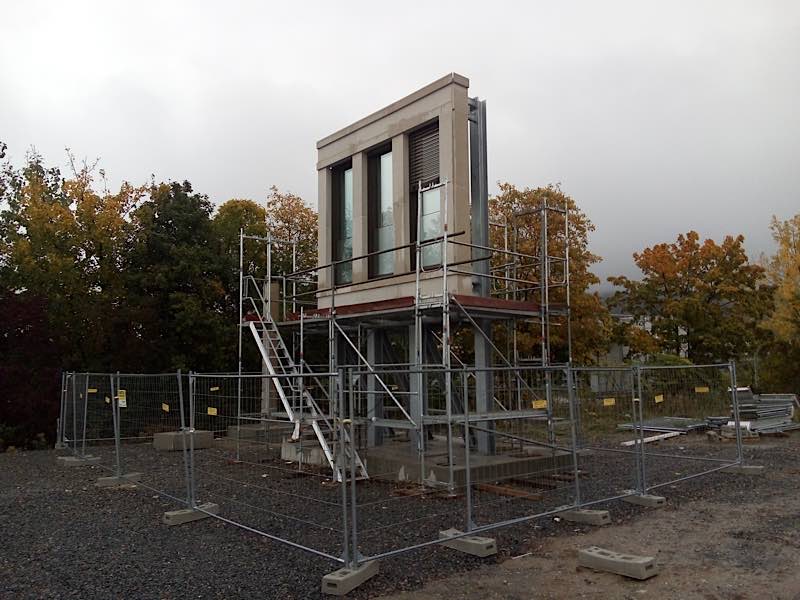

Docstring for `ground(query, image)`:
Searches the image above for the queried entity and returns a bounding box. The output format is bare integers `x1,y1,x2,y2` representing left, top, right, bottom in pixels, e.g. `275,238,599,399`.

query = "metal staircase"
243,278,368,481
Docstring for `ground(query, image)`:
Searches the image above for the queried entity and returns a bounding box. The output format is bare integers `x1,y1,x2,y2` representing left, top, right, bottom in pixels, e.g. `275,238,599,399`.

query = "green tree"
126,181,230,371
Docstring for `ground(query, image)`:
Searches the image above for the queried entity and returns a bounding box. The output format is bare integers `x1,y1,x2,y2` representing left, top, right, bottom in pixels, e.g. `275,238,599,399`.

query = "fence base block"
321,560,379,596
723,464,765,475
95,472,142,488
438,528,498,557
621,491,666,508
54,442,67,450
578,546,659,580
57,455,101,466
153,430,214,451
163,502,219,526
558,508,611,526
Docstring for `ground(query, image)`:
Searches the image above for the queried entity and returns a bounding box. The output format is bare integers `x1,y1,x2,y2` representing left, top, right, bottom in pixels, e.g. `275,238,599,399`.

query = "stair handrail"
247,321,296,423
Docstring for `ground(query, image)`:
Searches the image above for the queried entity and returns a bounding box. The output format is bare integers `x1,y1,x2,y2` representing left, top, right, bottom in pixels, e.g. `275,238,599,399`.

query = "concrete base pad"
558,508,611,526
163,502,219,526
95,472,142,488
321,560,379,596
578,545,659,580
153,430,214,451
57,455,101,466
723,464,765,474
621,491,666,507
438,528,498,557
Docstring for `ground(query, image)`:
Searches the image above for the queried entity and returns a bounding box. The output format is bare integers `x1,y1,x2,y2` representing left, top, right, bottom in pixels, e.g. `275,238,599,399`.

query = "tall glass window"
371,151,394,277
334,166,353,284
420,186,442,267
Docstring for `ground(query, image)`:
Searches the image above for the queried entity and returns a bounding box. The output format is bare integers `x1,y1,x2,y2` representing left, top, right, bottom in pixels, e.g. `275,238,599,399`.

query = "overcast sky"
2,1,798,284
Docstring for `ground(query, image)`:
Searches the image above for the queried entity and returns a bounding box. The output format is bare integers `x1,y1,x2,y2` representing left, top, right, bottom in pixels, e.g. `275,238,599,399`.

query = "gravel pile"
2,433,796,599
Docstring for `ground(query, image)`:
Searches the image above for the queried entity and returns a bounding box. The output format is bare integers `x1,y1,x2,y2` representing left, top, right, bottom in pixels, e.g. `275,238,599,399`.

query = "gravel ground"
1,433,795,599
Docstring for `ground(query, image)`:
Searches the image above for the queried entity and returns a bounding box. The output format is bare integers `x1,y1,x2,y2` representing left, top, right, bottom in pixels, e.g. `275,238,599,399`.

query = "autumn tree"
608,231,770,364
0,148,146,368
758,215,800,391
488,183,611,364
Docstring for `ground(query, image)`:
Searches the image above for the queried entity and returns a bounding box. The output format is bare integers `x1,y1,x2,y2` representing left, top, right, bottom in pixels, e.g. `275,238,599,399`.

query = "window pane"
420,187,442,267
376,224,394,275
336,167,353,284
379,152,393,227
343,168,353,240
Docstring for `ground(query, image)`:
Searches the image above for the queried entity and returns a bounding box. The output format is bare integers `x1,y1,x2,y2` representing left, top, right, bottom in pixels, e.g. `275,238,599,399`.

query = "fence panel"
637,364,741,491
570,367,641,501
188,372,346,564
112,372,188,502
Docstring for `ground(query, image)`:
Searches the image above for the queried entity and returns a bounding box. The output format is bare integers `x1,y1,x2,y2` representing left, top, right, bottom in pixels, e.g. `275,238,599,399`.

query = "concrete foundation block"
558,508,611,526
723,464,765,475
321,560,379,596
163,502,219,526
438,528,498,557
621,491,666,507
153,430,214,451
95,472,142,488
57,455,101,466
578,545,659,580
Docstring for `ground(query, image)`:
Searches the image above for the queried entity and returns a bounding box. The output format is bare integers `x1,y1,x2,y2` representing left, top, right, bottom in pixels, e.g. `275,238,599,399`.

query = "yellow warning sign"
532,399,548,409
117,390,127,408
210,386,220,392
654,394,664,404
695,386,710,394
207,406,218,416
603,397,616,407
88,388,97,393
162,403,170,413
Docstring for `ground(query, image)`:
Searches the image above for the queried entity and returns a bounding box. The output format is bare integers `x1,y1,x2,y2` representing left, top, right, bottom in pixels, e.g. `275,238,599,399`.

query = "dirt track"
381,436,800,600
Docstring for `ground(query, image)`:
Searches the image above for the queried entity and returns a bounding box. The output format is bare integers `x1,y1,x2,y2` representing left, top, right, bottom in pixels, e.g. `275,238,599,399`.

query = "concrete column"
392,134,410,274
317,167,333,291
366,329,383,446
352,152,368,284
474,319,495,454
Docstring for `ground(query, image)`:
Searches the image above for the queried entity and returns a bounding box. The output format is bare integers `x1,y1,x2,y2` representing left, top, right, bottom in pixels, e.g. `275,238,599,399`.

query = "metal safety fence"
56,363,744,575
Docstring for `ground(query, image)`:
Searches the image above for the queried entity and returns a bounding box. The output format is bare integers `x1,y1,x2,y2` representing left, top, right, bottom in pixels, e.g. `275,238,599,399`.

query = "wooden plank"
476,483,543,500
620,431,682,447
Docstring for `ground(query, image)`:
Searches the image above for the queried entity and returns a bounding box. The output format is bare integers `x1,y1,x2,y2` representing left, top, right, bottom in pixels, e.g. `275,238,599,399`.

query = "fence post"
337,368,350,567
56,371,66,448
634,365,648,493
71,373,78,456
177,370,192,507
110,373,123,478
565,366,582,507
729,361,743,465
462,369,474,532
630,367,643,495
349,373,360,567
188,371,197,508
